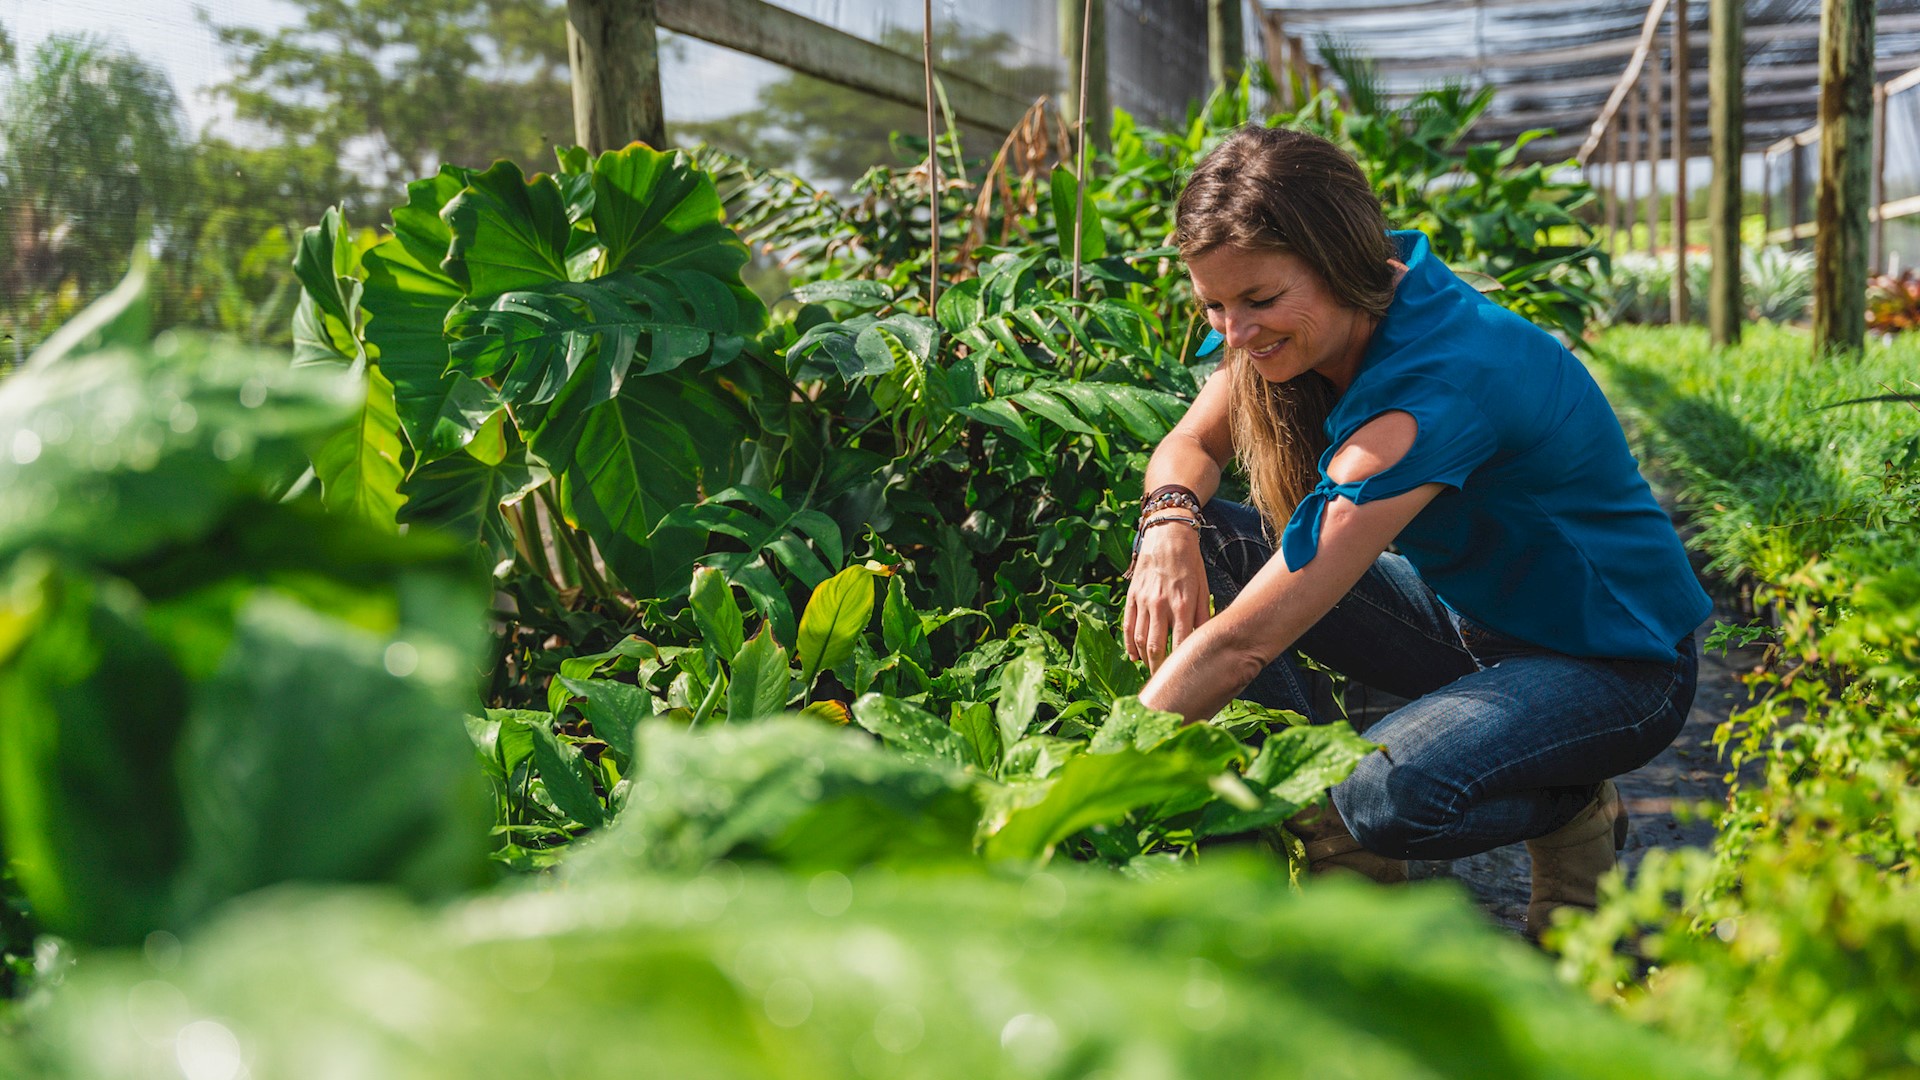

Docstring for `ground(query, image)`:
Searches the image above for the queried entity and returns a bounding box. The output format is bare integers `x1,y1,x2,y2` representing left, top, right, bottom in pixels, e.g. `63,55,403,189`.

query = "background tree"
0,33,187,359
203,0,574,221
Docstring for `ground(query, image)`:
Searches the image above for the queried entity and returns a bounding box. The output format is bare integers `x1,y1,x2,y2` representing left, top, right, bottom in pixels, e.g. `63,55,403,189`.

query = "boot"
1525,780,1628,940
1283,799,1407,884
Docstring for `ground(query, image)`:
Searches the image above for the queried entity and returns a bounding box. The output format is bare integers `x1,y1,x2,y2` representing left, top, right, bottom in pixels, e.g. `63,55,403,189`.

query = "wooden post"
1604,127,1620,251
1873,83,1887,270
1672,0,1692,324
1647,51,1664,255
1209,0,1245,92
1813,0,1875,354
566,0,665,152
1627,72,1643,249
1061,0,1109,150
1708,0,1743,344
1791,137,1808,248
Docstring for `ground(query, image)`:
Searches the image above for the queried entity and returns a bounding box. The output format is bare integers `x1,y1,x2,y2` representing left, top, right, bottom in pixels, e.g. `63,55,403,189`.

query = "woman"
1124,125,1708,936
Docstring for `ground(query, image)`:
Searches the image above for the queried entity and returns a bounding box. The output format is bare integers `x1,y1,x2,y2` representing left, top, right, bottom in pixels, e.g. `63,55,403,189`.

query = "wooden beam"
1627,70,1643,246
1209,0,1245,91
567,0,665,151
1812,0,1875,355
1708,0,1742,344
1577,0,1672,164
1646,50,1664,255
1873,83,1887,269
655,0,1033,134
1671,0,1691,324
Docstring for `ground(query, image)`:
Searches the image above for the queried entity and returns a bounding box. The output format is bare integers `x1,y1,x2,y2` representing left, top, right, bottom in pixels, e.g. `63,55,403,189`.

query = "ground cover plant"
1559,323,1920,1079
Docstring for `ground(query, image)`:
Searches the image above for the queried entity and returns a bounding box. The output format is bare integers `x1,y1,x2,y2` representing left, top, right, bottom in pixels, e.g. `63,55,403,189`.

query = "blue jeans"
1200,499,1699,860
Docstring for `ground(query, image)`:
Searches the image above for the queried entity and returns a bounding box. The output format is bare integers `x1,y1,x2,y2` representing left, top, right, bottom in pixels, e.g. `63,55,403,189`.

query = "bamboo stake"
1671,0,1691,324
923,0,939,311
1072,0,1093,306
1646,49,1664,255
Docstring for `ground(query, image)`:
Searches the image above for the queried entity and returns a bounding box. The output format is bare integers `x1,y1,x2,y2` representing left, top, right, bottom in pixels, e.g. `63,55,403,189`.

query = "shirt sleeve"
1279,374,1498,570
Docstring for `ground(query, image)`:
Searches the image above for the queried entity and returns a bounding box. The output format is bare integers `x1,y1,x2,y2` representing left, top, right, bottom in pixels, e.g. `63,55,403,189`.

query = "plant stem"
690,668,726,728
513,501,555,582
538,487,616,601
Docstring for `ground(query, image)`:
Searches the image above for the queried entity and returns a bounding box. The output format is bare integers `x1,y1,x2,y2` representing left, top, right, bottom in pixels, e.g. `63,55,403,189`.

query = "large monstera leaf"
298,144,765,599
439,148,764,473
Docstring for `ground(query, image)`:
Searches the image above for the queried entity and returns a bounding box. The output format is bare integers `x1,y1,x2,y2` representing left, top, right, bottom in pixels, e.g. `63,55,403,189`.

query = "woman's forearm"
1142,429,1224,502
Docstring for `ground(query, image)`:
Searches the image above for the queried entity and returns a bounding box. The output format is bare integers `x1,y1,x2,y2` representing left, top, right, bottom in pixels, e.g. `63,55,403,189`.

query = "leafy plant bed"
1559,324,1920,1080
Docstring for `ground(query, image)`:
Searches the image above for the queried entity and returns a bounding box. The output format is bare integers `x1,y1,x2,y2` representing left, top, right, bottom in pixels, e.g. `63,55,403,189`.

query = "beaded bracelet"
1141,490,1202,519
1122,514,1204,579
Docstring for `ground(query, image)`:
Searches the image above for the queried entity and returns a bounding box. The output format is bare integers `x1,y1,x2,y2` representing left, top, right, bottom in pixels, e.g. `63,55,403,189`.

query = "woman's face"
1186,245,1373,390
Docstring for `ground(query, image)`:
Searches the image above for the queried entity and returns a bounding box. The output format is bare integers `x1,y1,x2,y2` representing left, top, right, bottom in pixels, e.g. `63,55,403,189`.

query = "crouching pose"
1125,126,1707,937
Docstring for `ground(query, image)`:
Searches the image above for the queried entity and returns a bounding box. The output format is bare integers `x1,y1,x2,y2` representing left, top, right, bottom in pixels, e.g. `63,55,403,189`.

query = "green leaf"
881,575,931,668
1088,696,1184,753
790,279,893,309
658,485,842,590
1074,615,1143,703
567,719,976,875
555,677,652,763
994,644,1046,750
441,159,572,296
290,205,368,369
688,566,746,660
1049,165,1108,262
0,557,190,945
312,367,407,530
563,373,747,601
528,722,607,829
795,565,877,691
395,438,546,566
850,693,970,768
0,334,355,567
985,725,1246,863
361,171,500,462
1198,721,1378,838
950,701,1001,772
727,624,790,724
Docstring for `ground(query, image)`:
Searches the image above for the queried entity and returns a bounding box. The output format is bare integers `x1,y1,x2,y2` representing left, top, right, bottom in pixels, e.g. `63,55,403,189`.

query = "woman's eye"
1249,294,1279,309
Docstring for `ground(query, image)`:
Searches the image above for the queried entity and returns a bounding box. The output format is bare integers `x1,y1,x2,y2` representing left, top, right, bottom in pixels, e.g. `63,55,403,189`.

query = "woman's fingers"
1145,608,1169,673
1122,589,1141,662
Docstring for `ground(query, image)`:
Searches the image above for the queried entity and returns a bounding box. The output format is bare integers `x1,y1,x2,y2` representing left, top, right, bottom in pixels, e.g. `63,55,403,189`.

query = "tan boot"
1525,780,1628,940
1283,799,1408,884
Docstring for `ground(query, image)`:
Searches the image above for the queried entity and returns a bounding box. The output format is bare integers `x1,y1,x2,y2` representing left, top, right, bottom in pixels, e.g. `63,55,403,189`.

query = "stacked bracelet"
1141,484,1202,521
1122,514,1204,579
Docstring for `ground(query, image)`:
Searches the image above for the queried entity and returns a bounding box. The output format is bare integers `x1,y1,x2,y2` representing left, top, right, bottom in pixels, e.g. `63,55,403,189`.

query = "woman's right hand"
1123,521,1212,672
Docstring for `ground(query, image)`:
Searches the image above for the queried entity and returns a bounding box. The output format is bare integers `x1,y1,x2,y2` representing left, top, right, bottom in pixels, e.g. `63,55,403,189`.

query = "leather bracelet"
1143,483,1199,507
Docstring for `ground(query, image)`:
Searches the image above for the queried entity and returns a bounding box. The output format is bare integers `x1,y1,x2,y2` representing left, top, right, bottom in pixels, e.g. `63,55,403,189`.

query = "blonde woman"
1124,126,1707,937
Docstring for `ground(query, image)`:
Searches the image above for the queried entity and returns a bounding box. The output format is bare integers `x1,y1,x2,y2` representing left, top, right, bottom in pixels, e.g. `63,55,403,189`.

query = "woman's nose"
1222,310,1260,348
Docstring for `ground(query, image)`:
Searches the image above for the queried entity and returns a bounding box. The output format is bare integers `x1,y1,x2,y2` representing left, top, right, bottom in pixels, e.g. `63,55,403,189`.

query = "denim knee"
1331,753,1459,860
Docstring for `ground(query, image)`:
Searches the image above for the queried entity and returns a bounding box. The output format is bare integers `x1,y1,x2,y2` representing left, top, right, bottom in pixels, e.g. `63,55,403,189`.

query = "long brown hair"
1174,126,1394,532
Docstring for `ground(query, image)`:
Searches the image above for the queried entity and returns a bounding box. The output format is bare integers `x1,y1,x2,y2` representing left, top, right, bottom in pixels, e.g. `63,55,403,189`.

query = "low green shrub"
1602,247,1813,326
1560,324,1920,1079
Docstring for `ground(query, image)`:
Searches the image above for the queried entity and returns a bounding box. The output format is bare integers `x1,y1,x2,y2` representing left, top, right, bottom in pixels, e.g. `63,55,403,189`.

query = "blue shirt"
1278,231,1710,661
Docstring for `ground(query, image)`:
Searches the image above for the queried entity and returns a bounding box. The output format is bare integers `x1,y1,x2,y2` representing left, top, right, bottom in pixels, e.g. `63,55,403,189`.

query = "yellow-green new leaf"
796,565,875,691
314,367,406,530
